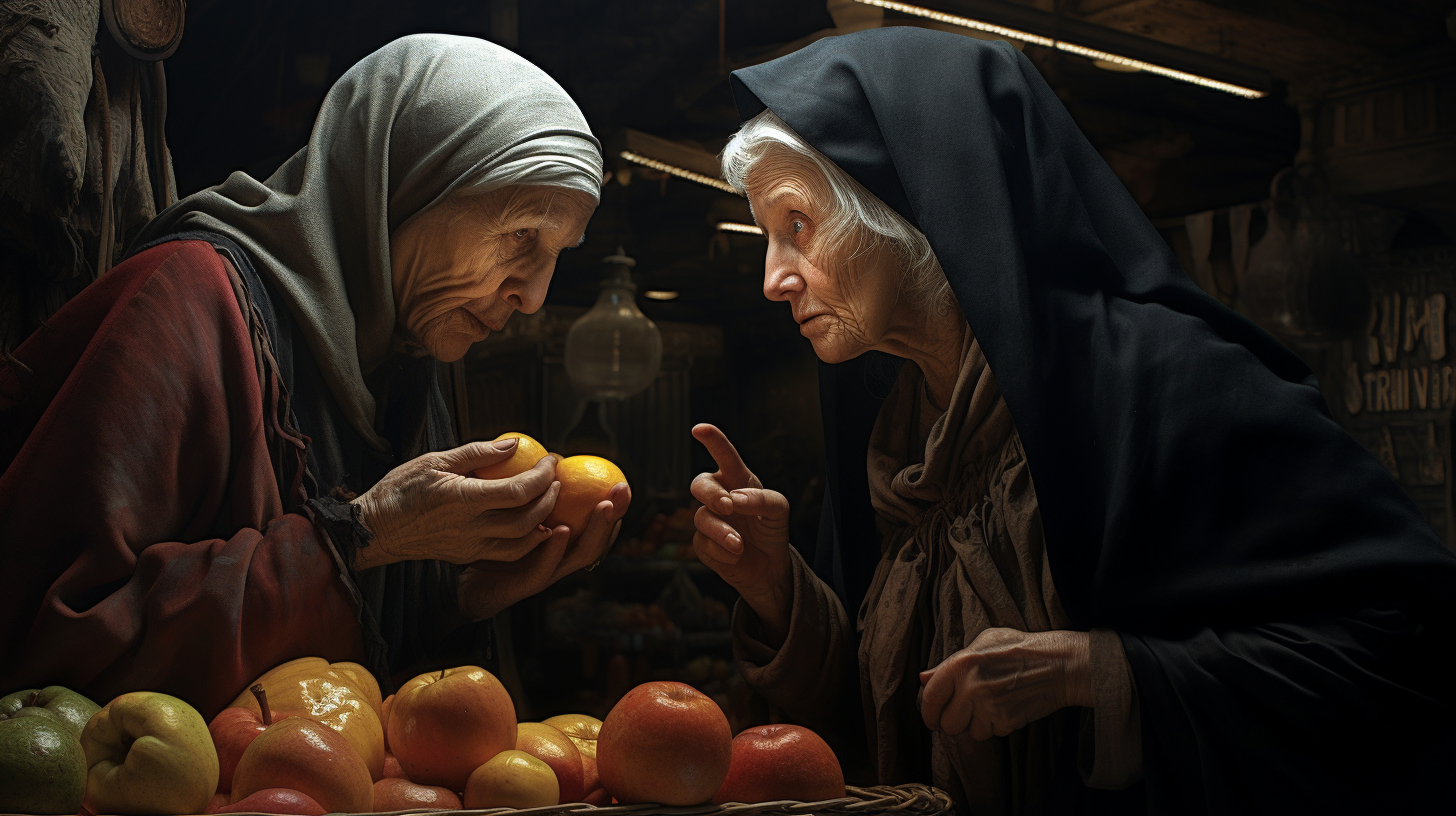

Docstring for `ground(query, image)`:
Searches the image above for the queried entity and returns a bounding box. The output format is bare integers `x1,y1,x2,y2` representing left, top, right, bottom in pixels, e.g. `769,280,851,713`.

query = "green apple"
0,686,101,735
80,691,219,815
0,711,87,814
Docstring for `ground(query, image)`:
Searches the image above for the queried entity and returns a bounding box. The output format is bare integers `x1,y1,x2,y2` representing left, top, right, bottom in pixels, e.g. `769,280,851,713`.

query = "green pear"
0,714,87,814
0,685,101,735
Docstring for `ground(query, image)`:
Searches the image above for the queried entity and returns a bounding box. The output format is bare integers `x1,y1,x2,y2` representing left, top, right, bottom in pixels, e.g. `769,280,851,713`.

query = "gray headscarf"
136,33,603,451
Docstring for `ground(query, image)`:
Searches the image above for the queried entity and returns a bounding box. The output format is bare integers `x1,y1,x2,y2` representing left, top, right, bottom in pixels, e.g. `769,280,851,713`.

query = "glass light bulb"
565,252,663,400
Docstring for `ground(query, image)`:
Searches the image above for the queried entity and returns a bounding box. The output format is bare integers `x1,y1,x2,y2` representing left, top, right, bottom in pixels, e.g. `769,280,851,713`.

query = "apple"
463,749,558,809
231,717,372,813
210,684,289,793
372,778,462,811
0,686,100,735
712,725,845,804
389,666,516,791
597,681,732,805
217,788,327,815
380,694,395,749
205,792,229,813
516,722,584,802
542,713,604,802
231,657,385,781
0,711,87,814
382,750,409,779
541,713,600,759
80,691,219,816
582,754,604,802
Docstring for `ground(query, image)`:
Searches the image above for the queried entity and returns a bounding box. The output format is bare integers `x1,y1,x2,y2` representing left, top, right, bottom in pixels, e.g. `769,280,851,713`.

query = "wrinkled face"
748,169,905,365
391,185,595,362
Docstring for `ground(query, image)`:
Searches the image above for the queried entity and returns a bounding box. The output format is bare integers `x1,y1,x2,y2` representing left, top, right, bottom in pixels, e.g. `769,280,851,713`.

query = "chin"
423,332,483,363
805,335,861,365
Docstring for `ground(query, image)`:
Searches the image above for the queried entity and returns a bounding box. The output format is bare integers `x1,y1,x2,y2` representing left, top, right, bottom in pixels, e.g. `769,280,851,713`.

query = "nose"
501,258,554,315
763,239,805,303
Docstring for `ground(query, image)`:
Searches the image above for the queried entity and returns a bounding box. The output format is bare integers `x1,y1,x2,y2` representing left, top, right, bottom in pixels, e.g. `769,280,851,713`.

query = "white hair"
720,109,952,315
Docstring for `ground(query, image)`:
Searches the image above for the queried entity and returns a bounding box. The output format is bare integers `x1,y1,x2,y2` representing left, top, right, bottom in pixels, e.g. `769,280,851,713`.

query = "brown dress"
733,332,1142,814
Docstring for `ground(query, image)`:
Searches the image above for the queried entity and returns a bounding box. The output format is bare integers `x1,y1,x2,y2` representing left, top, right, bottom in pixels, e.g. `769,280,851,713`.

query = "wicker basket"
217,784,953,816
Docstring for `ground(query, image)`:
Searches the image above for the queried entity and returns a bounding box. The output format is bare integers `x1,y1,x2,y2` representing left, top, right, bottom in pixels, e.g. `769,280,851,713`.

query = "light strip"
716,221,765,235
853,0,1267,98
620,150,739,194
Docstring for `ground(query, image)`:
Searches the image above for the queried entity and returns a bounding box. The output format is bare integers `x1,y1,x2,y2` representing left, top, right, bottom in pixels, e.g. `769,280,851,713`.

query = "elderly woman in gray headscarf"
0,34,625,719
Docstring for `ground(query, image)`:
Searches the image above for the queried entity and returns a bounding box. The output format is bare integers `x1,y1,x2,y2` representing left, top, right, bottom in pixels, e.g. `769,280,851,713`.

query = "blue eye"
792,220,805,234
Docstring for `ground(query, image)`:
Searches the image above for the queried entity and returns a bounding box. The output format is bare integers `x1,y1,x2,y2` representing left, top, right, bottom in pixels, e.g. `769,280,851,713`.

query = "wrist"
1060,630,1094,708
742,554,794,648
350,496,392,570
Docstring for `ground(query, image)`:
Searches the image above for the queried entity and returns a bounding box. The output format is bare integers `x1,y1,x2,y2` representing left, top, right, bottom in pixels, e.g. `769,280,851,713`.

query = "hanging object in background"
565,248,664,400
102,0,185,60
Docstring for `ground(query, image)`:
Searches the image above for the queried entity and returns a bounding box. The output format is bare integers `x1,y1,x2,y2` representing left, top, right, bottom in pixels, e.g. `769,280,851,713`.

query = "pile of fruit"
1,658,844,815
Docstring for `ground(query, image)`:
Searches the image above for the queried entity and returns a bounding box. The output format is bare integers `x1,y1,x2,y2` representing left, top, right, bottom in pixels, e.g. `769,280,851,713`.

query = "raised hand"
689,423,794,646
350,438,562,570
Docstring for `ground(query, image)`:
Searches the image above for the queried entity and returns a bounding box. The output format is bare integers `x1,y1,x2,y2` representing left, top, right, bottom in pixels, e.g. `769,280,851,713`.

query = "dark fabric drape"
0,240,367,719
731,27,1456,814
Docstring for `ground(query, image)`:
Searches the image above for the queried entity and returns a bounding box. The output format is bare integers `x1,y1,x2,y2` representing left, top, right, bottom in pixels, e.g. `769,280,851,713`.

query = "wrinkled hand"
919,628,1092,740
351,438,562,570
690,423,793,646
456,481,631,621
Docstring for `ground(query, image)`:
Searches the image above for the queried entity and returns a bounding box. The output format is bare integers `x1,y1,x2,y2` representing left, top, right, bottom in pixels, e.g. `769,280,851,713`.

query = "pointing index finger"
692,423,753,490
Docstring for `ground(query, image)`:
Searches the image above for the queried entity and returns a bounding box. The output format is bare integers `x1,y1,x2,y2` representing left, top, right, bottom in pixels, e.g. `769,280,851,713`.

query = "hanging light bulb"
564,247,663,399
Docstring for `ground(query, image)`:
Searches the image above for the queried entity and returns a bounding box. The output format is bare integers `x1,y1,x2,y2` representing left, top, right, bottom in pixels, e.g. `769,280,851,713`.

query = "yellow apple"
80,692,219,815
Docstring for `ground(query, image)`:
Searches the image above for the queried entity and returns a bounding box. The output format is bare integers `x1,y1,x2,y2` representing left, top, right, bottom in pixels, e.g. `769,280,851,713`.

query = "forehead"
749,179,816,221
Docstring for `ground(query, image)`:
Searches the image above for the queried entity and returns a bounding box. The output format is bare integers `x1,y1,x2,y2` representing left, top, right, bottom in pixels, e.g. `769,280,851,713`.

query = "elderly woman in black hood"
689,27,1456,816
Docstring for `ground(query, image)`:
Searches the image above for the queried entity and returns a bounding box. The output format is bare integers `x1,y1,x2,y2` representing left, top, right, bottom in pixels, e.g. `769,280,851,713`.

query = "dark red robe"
0,240,366,718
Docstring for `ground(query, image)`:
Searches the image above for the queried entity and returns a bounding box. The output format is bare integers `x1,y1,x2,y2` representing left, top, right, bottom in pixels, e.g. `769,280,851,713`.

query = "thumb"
438,438,520,475
920,659,957,717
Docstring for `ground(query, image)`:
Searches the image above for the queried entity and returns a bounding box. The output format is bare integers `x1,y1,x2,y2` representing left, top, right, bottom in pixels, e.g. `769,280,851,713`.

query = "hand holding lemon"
456,432,631,621
350,437,563,569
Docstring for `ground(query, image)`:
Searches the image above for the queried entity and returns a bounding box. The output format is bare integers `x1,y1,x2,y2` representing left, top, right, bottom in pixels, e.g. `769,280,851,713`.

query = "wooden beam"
906,0,1276,93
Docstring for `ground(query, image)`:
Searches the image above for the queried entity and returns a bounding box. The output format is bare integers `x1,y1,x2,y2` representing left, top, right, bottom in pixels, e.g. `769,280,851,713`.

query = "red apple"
205,793,229,813
382,751,408,780
372,778,462,811
597,682,732,805
582,753,603,802
516,723,584,802
209,684,289,793
389,666,516,791
231,718,373,813
217,788,327,815
712,725,845,804
582,781,612,806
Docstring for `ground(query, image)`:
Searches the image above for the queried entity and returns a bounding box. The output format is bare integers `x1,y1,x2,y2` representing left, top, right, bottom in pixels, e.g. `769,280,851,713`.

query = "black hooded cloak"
730,27,1456,814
